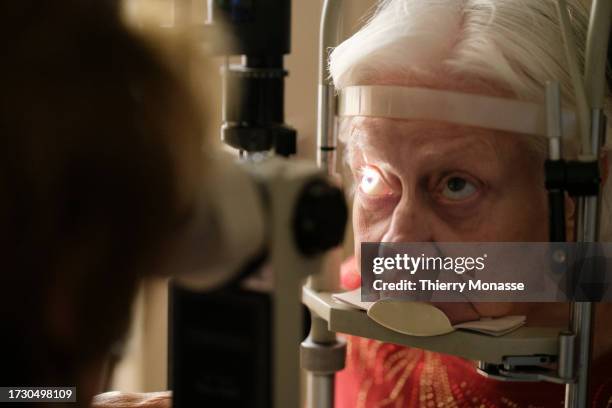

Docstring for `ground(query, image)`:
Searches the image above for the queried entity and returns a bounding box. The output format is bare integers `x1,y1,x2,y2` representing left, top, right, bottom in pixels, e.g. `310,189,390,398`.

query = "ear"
565,192,576,242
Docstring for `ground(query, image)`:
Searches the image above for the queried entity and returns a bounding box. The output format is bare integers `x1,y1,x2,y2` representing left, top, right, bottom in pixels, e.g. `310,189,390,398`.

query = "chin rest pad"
333,289,525,337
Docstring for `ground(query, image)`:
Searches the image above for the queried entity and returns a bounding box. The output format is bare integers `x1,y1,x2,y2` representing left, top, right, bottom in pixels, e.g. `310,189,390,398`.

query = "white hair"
330,0,599,105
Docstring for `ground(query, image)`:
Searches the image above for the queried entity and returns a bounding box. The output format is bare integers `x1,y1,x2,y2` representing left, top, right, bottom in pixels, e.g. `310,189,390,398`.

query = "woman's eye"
359,166,393,197
440,176,477,201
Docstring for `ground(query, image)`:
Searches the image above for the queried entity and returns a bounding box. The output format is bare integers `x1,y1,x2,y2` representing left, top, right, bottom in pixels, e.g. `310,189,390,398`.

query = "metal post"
302,2,347,408
565,300,594,407
565,109,605,407
316,0,344,175
562,0,610,404
302,316,346,408
308,373,335,407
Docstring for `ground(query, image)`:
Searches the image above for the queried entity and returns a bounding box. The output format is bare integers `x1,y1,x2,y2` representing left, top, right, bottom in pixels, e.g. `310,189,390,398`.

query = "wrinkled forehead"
344,116,538,170
347,116,500,153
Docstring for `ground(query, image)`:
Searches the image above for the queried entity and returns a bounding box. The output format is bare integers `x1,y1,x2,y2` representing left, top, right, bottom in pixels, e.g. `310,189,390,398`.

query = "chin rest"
303,287,561,364
332,288,527,337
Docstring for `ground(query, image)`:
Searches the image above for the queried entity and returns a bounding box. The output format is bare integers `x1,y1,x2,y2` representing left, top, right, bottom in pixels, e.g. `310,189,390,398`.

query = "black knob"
293,179,348,257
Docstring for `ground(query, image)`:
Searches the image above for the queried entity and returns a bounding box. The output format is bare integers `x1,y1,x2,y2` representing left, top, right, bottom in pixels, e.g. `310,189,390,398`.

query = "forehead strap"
338,85,577,138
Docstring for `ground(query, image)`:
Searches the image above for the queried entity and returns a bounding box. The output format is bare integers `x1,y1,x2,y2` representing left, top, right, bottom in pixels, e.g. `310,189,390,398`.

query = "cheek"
496,148,549,240
500,187,549,241
529,191,549,239
352,197,391,244
352,199,367,243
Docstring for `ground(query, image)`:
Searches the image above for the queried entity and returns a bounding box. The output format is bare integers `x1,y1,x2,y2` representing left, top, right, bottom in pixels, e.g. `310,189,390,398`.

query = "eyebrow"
420,136,500,161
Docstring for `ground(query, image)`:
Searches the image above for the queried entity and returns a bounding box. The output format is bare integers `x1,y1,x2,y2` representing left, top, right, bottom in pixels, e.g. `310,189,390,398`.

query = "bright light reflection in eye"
360,166,389,196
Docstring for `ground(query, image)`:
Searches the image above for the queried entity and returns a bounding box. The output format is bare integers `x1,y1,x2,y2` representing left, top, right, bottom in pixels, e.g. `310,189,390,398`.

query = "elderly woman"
330,0,612,406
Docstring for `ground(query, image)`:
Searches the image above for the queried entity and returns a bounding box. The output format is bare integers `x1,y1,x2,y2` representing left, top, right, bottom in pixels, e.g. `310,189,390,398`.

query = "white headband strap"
338,85,577,138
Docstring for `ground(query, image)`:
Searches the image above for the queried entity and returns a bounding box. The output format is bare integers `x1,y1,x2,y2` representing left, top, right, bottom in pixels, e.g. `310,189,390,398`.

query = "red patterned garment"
336,337,612,408
336,258,612,407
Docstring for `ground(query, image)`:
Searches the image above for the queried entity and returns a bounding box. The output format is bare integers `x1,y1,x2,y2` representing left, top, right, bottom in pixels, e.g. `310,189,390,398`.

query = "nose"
382,195,433,242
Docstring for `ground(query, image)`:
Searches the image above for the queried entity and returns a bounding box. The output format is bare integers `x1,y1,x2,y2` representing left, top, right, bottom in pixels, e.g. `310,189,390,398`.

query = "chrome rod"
316,0,344,174
305,2,347,408
563,0,610,404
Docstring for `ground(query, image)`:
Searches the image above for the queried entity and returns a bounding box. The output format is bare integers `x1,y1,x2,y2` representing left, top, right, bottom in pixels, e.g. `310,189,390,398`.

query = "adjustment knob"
293,179,347,256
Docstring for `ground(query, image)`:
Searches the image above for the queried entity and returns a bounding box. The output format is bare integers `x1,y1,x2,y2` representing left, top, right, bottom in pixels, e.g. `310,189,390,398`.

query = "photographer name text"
372,279,525,292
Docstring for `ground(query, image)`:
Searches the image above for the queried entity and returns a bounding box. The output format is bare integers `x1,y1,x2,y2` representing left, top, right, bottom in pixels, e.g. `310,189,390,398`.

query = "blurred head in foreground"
0,0,206,404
